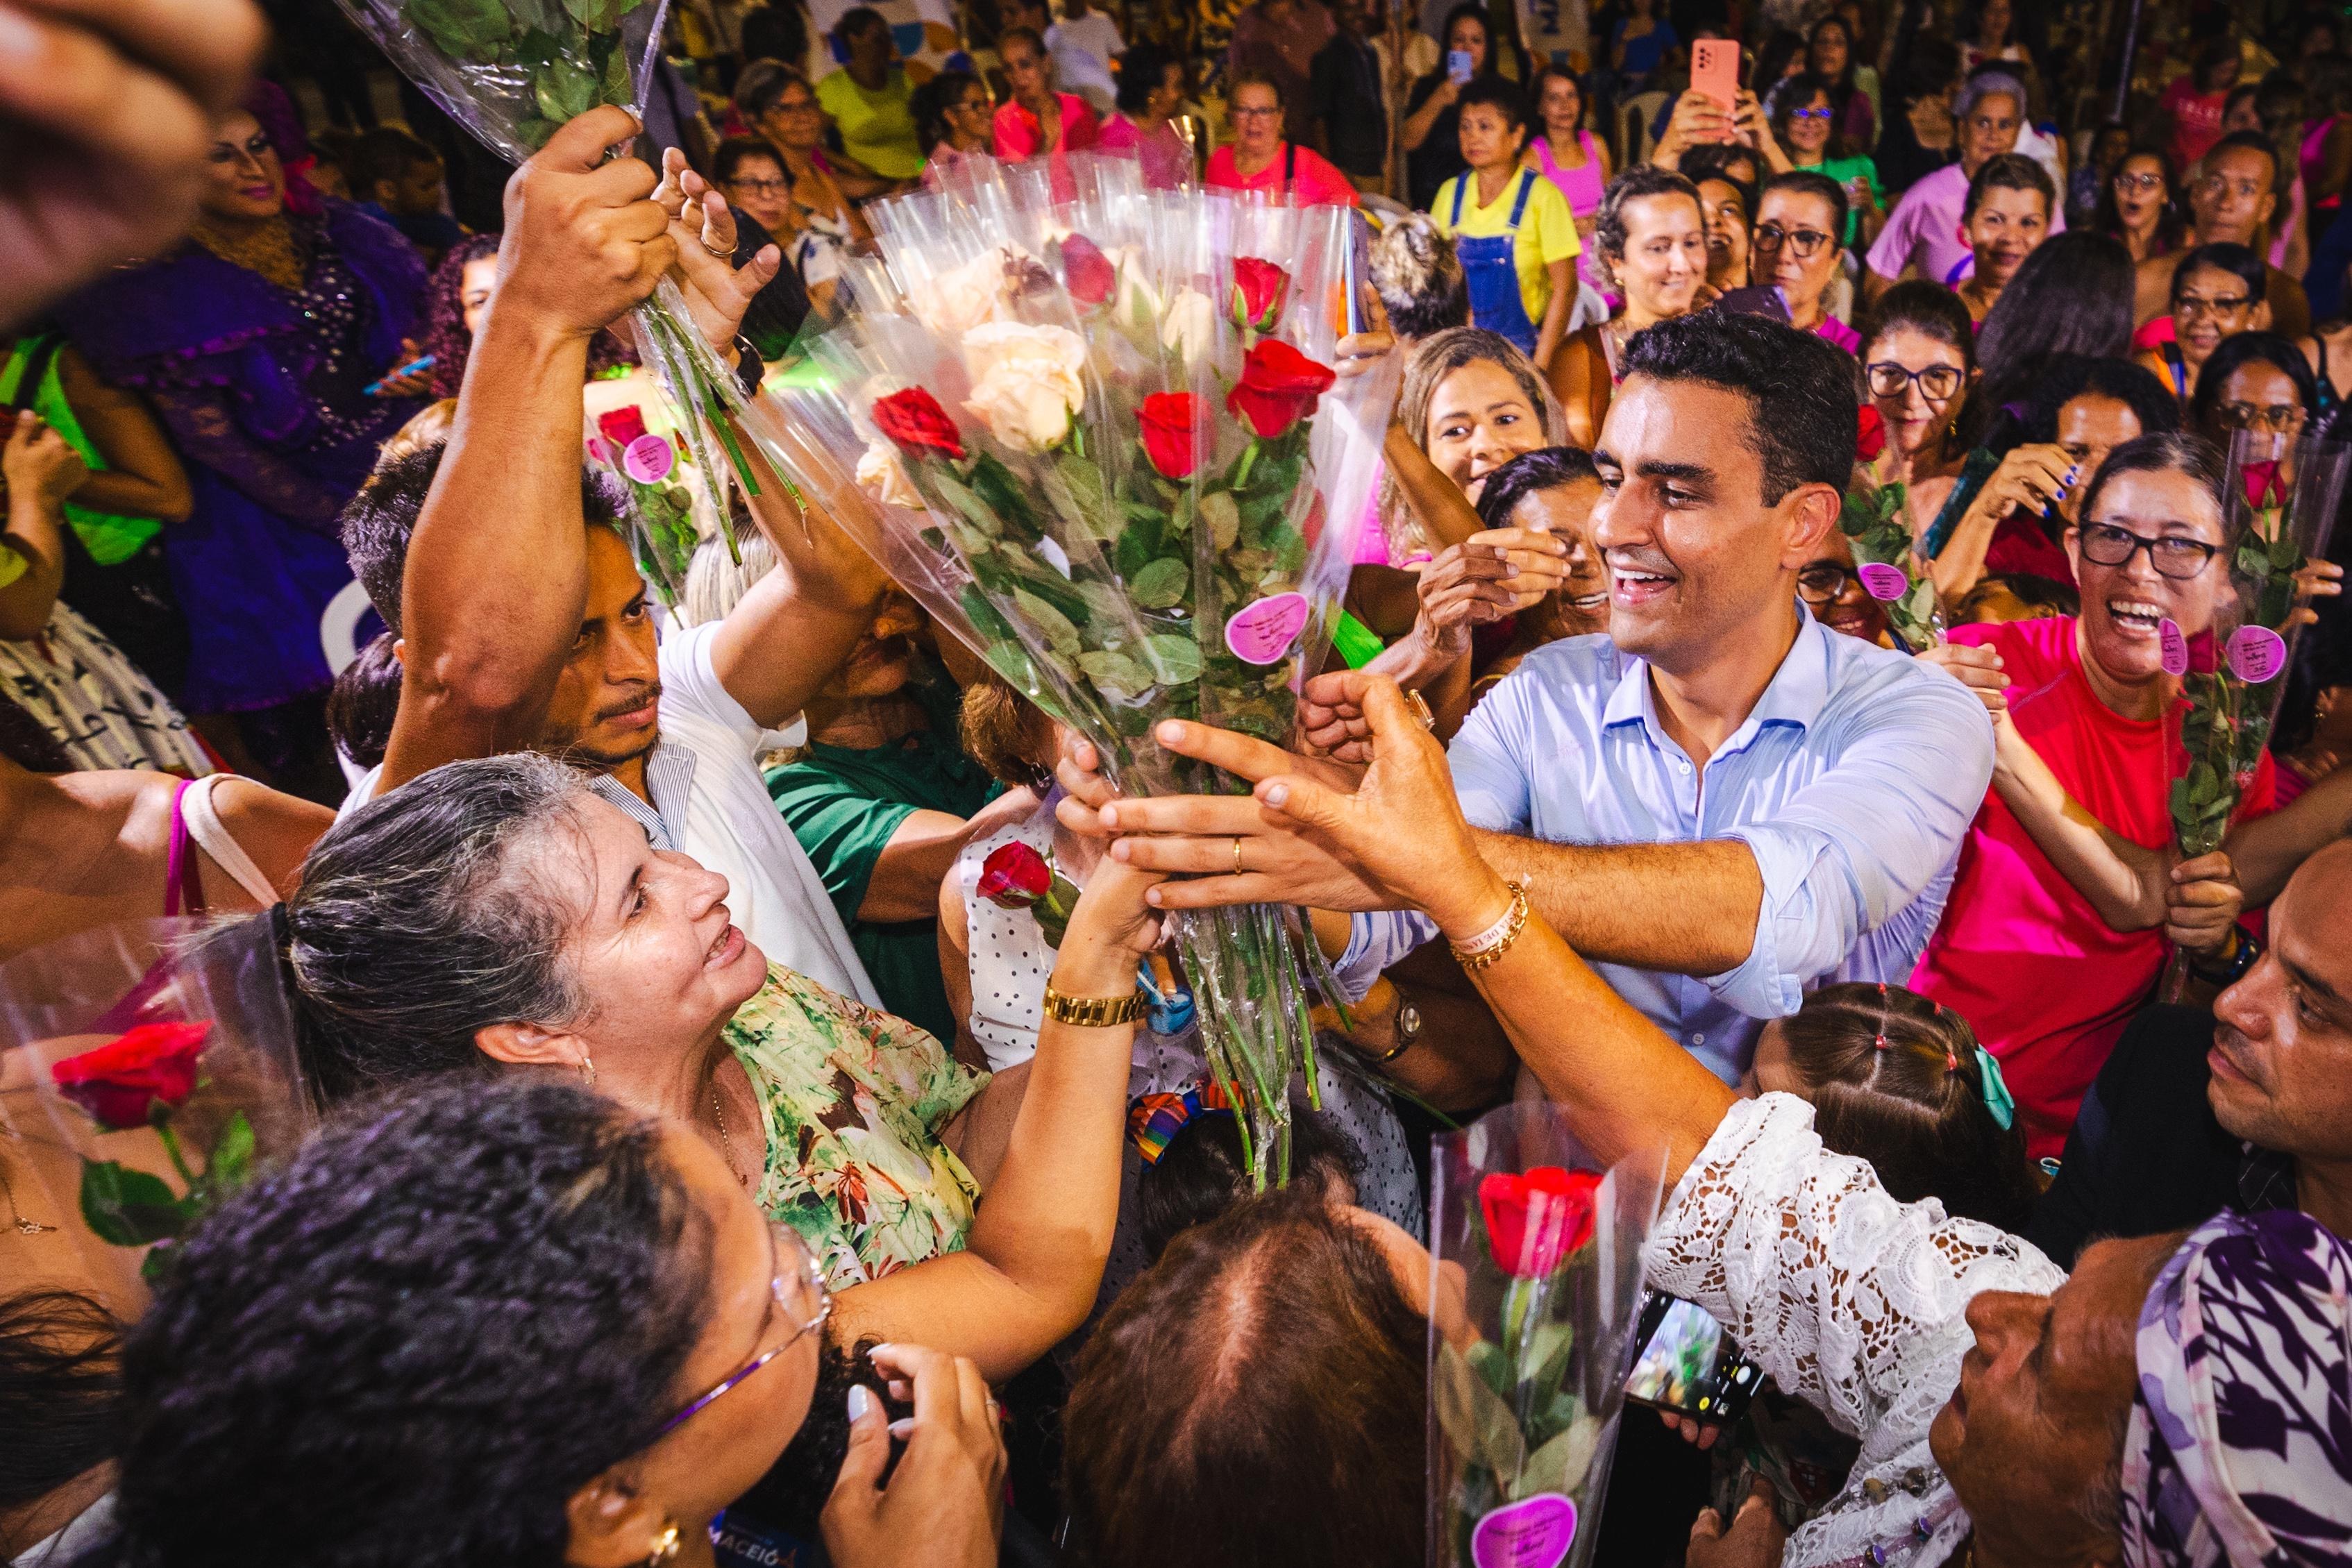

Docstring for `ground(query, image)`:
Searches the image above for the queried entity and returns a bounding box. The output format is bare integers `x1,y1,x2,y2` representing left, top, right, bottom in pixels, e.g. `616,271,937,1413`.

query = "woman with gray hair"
282,750,1168,1383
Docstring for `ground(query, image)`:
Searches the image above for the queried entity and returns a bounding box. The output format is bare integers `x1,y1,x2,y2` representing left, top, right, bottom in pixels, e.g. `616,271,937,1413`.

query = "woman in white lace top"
1182,670,2352,1568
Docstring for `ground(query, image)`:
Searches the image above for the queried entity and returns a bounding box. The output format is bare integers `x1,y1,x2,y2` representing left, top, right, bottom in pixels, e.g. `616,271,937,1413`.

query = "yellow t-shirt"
815,67,924,181
1431,168,1582,328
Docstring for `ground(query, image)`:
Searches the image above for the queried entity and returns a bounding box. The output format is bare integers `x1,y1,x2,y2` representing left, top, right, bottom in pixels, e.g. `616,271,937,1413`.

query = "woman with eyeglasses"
2187,329,2319,450
1752,169,1856,350
92,1079,1006,1568
2135,242,2265,405
734,61,875,314
1796,519,1890,645
1772,72,1881,247
283,752,1170,1385
1858,281,1977,540
909,69,996,179
1911,434,2288,1156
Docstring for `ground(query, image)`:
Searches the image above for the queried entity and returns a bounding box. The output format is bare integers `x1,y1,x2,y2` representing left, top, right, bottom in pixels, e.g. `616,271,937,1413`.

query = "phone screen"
1690,39,1740,110
1448,48,1474,82
1624,1295,1761,1422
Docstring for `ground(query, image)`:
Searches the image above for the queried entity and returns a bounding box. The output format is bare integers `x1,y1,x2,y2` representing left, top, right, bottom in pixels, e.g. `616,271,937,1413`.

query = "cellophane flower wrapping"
1838,464,1944,652
0,918,312,1302
762,155,1398,1187
2159,429,2349,995
333,0,757,602
1427,1103,1665,1568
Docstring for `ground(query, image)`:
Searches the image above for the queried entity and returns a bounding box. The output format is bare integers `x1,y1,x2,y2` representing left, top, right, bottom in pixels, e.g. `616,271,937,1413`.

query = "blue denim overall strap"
1452,167,1540,354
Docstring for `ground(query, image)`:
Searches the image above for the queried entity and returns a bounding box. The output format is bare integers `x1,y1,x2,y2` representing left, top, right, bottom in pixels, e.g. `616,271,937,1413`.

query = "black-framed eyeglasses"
2174,292,2252,319
728,176,791,197
2076,521,2220,579
1866,360,1965,401
2218,401,2305,432
657,1220,832,1435
1753,223,1833,258
1796,562,1864,603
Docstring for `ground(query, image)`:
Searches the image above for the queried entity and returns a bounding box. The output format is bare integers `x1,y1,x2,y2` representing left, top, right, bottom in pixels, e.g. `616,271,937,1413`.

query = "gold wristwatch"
1041,984,1148,1027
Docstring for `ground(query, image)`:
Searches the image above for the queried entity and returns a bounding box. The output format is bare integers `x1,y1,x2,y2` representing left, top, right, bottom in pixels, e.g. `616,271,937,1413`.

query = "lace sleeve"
1644,1095,2066,1464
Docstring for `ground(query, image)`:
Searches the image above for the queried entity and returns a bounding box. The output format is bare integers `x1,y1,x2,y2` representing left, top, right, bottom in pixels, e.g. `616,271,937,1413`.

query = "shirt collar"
584,740,696,852
1599,606,1831,750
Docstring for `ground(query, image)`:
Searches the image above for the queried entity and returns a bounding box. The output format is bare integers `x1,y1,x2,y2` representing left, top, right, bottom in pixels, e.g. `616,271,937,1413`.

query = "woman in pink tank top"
1524,65,1612,291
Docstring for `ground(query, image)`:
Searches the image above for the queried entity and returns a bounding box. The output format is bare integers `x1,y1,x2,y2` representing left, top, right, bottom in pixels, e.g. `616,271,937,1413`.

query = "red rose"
51,1021,212,1132
1856,405,1886,463
597,406,650,449
2242,459,2284,510
1225,339,1336,439
977,841,1053,907
1229,257,1291,331
1063,233,1117,306
1478,1165,1602,1279
873,387,967,462
1139,391,1204,478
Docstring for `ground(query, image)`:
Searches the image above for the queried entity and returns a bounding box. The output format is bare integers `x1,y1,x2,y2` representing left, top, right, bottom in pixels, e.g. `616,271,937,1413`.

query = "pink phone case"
1692,40,1739,110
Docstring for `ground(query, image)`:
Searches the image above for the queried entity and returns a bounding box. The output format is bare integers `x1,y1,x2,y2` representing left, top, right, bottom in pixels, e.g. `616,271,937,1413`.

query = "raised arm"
831,857,1166,1380
377,108,675,793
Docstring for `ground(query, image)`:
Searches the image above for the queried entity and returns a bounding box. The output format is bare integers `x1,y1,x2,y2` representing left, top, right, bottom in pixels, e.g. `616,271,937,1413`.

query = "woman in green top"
0,333,194,695
1774,71,1883,248
285,751,1168,1382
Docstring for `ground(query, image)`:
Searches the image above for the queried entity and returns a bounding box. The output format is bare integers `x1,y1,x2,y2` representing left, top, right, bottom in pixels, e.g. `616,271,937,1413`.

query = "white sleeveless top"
181,773,280,904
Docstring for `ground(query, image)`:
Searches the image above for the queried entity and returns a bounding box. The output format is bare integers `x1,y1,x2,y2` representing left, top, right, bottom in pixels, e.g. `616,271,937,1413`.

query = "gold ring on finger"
1404,689,1436,730
702,237,734,259
1232,836,1245,876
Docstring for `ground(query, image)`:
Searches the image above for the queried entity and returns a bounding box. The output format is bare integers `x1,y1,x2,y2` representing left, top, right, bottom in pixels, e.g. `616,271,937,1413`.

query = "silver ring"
701,237,733,260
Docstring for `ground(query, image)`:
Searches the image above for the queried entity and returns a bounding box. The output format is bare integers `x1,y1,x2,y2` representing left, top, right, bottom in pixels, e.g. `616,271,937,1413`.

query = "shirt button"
1689,1033,1705,1045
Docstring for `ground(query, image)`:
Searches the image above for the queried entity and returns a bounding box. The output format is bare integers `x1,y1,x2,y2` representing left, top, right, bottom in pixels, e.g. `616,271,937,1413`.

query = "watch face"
1397,1002,1423,1038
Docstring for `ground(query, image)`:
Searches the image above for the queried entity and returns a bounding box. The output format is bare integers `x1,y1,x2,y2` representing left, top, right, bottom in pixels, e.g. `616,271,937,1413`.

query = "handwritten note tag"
1472,1494,1578,1568
1225,591,1309,666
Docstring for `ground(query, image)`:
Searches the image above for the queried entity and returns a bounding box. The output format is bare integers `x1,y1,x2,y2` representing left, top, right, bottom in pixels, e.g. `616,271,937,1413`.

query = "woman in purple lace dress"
55,93,426,800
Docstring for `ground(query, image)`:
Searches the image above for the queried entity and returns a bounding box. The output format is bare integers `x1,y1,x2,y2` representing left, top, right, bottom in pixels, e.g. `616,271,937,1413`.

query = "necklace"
187,212,309,292
712,1081,754,1192
0,1161,56,1236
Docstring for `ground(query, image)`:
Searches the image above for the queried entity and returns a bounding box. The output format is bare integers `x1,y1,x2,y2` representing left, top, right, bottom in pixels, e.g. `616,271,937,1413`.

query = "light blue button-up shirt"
1336,612,1994,1084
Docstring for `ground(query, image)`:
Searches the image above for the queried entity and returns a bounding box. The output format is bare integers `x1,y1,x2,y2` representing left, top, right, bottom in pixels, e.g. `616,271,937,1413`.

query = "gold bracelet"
1041,984,1148,1028
1449,881,1531,972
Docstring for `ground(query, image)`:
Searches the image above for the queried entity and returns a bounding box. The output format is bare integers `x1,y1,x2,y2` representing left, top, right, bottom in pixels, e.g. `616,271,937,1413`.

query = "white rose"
1160,285,1216,364
920,248,1014,335
961,321,1088,452
856,439,923,509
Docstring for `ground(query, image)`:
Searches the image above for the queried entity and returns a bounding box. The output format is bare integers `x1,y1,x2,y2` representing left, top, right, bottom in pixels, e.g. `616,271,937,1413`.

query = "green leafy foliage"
78,1161,193,1249
1838,480,1942,652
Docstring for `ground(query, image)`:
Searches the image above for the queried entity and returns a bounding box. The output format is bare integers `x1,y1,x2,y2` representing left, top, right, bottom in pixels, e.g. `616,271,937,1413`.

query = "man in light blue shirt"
1062,312,1993,1087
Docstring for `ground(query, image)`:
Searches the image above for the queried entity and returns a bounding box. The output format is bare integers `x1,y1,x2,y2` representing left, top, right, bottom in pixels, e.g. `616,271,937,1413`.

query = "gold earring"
578,1052,597,1088
644,1524,681,1566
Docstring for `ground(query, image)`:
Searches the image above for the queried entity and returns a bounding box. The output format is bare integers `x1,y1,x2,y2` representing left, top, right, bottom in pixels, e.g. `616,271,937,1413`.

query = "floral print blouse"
725,964,989,1287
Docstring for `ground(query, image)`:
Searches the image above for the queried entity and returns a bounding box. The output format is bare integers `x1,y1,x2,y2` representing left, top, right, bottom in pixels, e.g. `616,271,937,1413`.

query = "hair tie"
1876,982,1887,997
1945,1049,1960,1073
1974,1046,2017,1131
1127,1084,1234,1166
1874,1031,1890,1051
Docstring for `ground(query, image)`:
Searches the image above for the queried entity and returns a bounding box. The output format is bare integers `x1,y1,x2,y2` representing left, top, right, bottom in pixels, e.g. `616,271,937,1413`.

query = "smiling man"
1065,313,1993,1088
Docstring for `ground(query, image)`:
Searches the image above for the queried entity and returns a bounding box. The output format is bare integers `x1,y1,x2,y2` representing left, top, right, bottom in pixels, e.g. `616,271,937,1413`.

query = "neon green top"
0,336,162,566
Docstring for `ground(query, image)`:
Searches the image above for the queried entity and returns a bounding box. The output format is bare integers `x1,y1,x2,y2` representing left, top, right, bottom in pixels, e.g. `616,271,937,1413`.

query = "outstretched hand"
650,146,782,362
0,0,267,329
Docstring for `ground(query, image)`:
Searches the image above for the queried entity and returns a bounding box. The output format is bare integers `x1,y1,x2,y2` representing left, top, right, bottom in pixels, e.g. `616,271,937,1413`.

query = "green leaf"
78,1160,192,1249
205,1111,255,1192
564,0,645,31
1143,634,1204,684
1514,1415,1602,1501
1436,1340,1529,1480
1129,557,1191,609
1077,648,1154,698
1468,1338,1518,1403
1200,491,1241,550
407,0,514,60
971,453,1044,542
599,37,633,105
1115,516,1164,579
1524,1319,1576,1397
533,55,603,122
932,471,1002,537
1014,587,1082,655
1055,453,1114,533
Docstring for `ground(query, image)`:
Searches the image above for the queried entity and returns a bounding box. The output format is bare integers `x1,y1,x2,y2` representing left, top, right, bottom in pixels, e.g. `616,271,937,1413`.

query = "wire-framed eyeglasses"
657,1220,832,1435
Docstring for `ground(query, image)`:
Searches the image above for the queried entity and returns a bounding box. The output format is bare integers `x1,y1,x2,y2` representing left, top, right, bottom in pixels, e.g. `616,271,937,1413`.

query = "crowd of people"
4,0,2352,1566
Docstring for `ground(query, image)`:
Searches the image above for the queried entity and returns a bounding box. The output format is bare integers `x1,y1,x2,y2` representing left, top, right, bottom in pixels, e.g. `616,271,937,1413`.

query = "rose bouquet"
764,157,1397,1185
1,918,311,1295
334,0,757,600
1427,1104,1664,1568
1843,414,1942,652
2160,428,2349,995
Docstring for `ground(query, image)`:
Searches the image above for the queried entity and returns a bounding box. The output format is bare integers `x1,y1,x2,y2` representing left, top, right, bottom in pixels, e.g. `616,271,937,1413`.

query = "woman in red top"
1910,435,2328,1159
991,27,1101,160
1202,71,1358,206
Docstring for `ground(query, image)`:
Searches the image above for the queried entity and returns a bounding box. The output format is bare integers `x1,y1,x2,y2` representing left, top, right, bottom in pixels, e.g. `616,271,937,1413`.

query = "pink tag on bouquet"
2159,618,2190,677
1856,562,1908,601
1225,591,1309,665
1472,1494,1578,1568
2227,625,2288,683
623,433,676,484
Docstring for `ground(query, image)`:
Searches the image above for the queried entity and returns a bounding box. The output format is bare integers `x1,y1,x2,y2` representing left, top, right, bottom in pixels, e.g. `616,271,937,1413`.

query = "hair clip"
1873,1031,1890,1051
1944,1049,1960,1073
1127,1084,1234,1166
1876,981,1887,997
1974,1046,2017,1131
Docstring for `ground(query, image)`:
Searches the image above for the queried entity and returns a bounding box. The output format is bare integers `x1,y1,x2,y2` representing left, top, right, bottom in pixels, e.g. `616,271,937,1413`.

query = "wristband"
2187,926,2260,986
1449,881,1530,972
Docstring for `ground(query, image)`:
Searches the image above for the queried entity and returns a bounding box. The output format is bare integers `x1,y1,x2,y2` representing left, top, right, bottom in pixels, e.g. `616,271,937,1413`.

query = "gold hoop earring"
644,1523,681,1566
578,1052,597,1089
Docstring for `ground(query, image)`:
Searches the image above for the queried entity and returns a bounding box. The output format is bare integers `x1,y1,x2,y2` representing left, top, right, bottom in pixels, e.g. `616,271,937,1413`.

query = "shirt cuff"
1702,828,1815,1019
1330,909,1440,1002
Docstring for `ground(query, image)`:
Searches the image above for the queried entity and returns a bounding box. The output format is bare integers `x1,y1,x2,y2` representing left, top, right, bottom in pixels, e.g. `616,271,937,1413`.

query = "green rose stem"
151,1115,201,1193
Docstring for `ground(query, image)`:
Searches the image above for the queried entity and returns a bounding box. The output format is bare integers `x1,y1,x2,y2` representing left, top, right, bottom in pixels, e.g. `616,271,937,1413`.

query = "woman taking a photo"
1550,166,1709,445
1400,3,1491,210
284,751,1166,1382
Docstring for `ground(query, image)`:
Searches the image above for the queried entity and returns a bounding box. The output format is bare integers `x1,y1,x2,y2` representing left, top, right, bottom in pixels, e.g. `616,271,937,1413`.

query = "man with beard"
339,112,889,1000
2029,838,2352,1264
1056,313,1994,1096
